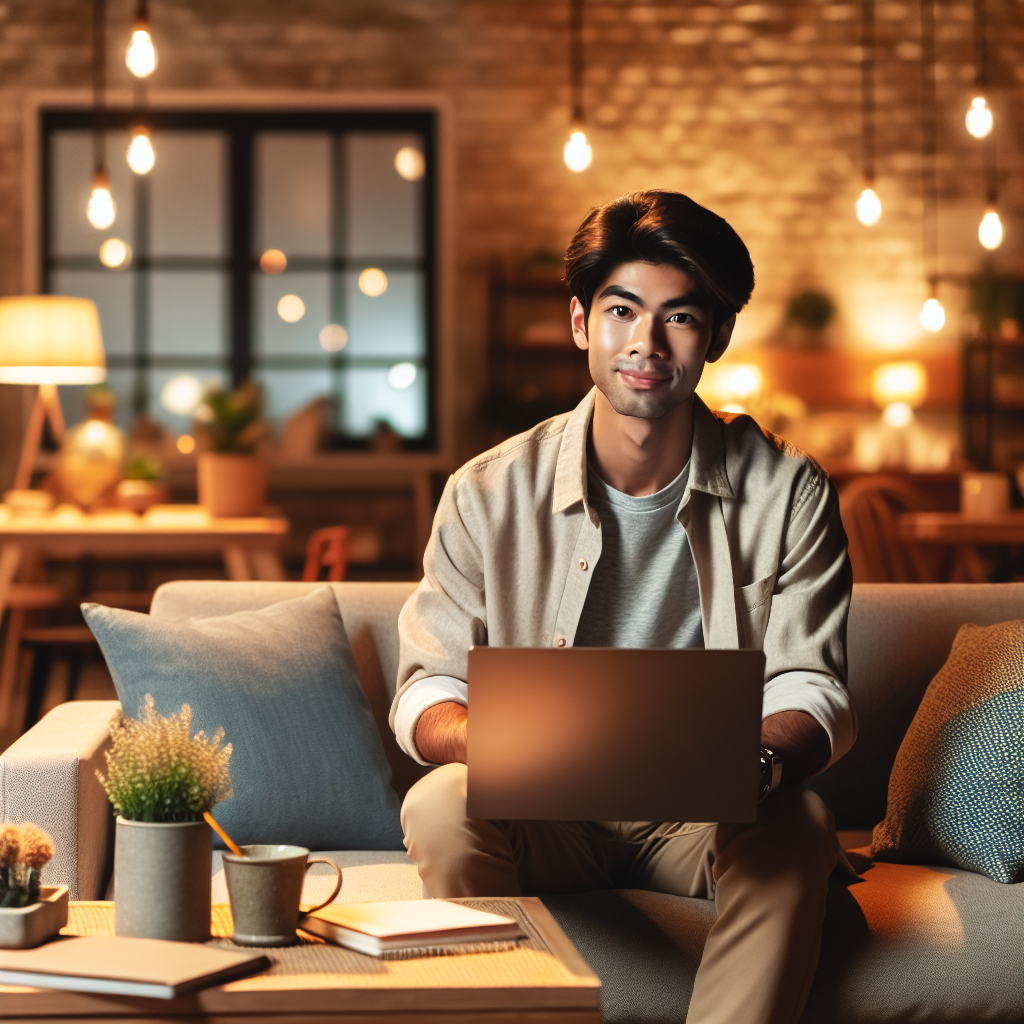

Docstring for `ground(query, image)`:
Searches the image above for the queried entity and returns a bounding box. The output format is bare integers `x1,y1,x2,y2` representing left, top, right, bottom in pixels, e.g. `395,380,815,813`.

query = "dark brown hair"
564,190,755,335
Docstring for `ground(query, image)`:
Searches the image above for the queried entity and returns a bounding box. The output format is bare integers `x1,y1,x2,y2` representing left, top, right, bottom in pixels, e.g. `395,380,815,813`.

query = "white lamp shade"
0,295,107,384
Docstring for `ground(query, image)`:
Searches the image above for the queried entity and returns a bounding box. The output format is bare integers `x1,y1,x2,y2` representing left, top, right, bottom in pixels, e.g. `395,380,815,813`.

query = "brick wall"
0,0,1021,465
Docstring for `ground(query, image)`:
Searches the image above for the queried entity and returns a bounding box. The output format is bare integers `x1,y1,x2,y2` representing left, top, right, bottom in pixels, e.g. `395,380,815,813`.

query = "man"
390,191,855,1024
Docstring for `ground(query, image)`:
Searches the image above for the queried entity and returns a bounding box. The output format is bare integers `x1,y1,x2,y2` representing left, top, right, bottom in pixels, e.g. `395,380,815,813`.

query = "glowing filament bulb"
979,210,1003,250
919,297,945,333
856,187,882,226
564,129,593,173
965,96,993,139
126,25,158,78
127,129,155,174
87,171,115,229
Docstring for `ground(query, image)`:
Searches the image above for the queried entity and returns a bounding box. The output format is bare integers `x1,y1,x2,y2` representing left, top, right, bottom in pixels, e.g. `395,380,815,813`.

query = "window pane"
149,132,227,257
150,366,226,435
93,368,137,431
257,368,332,423
51,131,135,257
150,271,228,357
254,271,332,356
255,133,332,257
345,133,423,259
346,270,425,359
51,269,134,358
340,366,427,438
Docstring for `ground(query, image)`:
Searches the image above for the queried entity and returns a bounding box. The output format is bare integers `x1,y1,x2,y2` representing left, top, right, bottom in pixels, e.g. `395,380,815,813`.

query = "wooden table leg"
251,548,286,581
222,546,253,581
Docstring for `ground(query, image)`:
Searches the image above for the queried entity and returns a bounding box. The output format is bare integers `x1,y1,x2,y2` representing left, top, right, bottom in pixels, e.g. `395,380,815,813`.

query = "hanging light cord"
920,0,938,294
974,0,998,206
91,0,106,174
860,0,876,186
133,0,149,114
569,0,584,126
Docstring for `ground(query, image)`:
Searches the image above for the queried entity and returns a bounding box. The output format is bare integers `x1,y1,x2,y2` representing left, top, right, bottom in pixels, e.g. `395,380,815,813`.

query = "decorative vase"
114,818,211,942
197,453,268,517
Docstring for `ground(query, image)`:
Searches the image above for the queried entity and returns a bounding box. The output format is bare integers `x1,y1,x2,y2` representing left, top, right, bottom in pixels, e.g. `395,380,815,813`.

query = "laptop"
466,647,766,825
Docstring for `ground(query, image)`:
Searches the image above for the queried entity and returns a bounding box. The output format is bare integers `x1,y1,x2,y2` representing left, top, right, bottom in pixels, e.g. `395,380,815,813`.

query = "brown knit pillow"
872,619,1024,883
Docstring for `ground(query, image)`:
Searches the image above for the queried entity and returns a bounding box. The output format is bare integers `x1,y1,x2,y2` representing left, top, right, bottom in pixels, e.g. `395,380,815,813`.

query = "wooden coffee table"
0,900,600,1023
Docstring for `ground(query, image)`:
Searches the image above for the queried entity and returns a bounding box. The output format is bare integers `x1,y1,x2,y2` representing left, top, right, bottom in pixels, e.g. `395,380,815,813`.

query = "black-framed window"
41,108,437,449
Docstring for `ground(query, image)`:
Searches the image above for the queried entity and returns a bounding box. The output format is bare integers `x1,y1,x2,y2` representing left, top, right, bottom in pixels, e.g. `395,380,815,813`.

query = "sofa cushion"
83,586,405,851
871,619,1024,883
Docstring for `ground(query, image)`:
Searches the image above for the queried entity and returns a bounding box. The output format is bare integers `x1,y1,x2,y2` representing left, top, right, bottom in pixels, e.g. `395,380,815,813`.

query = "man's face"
571,261,734,420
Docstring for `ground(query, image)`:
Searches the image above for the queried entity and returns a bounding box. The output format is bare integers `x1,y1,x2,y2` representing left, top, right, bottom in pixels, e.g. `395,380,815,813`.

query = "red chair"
302,526,350,583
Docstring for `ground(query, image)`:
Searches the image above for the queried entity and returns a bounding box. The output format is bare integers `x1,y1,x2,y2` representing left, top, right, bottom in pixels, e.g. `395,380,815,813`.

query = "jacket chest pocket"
734,572,777,649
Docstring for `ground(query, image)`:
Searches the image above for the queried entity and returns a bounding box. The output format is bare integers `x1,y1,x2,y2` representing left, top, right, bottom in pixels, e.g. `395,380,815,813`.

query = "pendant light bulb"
564,129,592,173
965,96,993,139
978,209,1003,250
127,128,155,174
87,169,116,230
126,23,157,78
919,297,945,333
856,187,882,226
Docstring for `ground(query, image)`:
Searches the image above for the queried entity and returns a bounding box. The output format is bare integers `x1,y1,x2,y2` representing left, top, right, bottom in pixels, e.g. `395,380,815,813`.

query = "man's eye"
610,306,632,318
668,312,694,324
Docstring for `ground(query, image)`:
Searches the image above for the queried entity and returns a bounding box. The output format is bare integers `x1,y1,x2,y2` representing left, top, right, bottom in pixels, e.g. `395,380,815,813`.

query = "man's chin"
601,383,687,420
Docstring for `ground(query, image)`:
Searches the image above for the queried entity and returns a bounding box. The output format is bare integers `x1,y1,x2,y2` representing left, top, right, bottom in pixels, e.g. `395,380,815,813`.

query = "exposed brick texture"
0,0,1021,463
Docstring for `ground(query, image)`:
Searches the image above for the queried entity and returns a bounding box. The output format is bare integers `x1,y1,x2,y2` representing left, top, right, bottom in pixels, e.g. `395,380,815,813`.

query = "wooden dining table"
897,510,1024,582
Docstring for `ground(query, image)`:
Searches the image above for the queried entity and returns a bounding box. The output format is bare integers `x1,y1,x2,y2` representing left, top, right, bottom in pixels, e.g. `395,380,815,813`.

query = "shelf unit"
962,335,1024,471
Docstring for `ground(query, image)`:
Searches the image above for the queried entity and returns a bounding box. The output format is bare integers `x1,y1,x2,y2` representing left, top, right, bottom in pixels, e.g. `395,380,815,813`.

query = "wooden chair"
302,526,350,583
838,475,943,583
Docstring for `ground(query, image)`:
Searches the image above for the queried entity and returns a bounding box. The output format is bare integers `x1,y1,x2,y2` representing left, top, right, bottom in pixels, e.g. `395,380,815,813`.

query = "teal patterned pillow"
872,619,1024,883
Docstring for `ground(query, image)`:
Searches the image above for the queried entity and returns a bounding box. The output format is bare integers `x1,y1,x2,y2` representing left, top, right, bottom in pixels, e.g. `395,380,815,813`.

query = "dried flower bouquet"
98,695,233,822
0,822,55,908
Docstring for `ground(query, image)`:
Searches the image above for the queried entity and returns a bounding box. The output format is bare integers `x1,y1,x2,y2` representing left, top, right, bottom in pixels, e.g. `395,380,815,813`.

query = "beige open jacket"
391,390,857,769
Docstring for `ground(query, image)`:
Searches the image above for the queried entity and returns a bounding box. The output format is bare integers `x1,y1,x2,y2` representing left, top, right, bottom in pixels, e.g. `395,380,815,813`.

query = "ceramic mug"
222,845,342,947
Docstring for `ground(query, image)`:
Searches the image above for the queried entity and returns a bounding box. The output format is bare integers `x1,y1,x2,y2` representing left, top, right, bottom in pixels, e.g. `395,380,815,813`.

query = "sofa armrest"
0,700,122,900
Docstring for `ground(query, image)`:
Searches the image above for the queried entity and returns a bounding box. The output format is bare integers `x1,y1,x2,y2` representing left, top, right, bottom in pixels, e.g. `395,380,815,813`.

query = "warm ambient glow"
882,401,914,428
87,171,115,230
176,434,196,455
564,130,593,173
856,187,882,226
919,297,945,333
259,249,287,274
387,362,417,390
277,294,305,322
99,238,131,268
394,147,425,181
358,268,388,297
127,129,155,174
979,210,1003,250
871,361,928,409
0,296,107,384
160,374,203,416
126,25,158,77
319,323,348,352
965,96,993,139
727,365,762,400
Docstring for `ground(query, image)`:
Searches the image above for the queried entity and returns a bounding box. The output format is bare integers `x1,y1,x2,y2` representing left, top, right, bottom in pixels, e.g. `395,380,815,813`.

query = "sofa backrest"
151,579,1024,827
807,582,1024,829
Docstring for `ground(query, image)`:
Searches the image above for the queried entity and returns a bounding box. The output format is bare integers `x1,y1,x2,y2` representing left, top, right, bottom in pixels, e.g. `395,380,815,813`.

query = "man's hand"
761,710,830,787
415,701,468,765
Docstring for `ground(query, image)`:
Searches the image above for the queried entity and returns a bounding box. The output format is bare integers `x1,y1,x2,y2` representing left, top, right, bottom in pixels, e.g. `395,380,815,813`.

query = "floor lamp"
0,296,107,491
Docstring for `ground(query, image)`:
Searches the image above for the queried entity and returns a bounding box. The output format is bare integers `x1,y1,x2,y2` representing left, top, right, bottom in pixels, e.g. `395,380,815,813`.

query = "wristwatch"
758,747,783,802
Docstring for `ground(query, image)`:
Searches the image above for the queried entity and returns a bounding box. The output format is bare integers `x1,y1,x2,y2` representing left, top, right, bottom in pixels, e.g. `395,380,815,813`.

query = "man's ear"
570,296,589,351
705,313,736,364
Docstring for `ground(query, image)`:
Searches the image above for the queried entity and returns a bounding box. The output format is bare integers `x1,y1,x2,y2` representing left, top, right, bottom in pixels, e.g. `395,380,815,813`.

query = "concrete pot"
197,453,267,518
114,818,212,942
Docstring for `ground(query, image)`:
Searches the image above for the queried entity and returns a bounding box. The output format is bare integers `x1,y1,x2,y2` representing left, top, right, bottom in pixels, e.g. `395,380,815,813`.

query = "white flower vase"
114,818,212,942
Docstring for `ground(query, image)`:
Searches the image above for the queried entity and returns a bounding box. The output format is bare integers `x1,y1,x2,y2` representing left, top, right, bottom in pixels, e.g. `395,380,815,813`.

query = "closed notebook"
299,900,523,956
0,936,268,999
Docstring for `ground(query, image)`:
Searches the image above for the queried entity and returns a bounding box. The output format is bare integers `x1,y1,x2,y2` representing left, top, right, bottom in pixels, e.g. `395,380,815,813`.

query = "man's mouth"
618,368,672,391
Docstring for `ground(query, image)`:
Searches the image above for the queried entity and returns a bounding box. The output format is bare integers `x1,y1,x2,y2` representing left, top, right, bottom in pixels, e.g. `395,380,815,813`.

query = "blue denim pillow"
82,586,404,851
872,619,1024,883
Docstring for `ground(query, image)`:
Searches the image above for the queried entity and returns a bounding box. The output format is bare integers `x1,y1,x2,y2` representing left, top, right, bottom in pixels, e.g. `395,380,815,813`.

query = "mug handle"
301,857,343,915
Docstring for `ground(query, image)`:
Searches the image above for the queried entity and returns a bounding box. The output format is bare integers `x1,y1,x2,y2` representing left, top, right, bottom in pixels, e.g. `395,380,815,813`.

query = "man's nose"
627,314,667,359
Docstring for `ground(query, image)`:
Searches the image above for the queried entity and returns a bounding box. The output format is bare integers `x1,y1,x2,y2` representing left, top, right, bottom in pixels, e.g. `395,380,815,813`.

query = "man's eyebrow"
596,285,706,312
597,285,643,304
661,293,706,311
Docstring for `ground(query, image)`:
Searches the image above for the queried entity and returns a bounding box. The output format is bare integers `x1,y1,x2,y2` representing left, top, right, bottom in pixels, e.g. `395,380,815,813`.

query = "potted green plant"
98,696,232,942
0,822,68,949
194,379,269,517
114,454,169,514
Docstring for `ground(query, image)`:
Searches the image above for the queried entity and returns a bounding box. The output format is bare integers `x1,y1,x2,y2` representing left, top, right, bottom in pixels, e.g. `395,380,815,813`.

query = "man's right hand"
414,701,468,765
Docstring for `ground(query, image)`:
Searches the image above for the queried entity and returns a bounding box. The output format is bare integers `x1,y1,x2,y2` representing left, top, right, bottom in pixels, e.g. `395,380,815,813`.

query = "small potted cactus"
99,695,232,942
0,822,67,948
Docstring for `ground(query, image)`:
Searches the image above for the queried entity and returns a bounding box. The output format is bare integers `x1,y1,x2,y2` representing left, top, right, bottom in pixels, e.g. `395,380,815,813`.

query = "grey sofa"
2,581,1022,1023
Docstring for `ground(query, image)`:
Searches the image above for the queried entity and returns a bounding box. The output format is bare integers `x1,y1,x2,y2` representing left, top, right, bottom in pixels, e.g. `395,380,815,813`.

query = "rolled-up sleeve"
394,676,469,764
761,468,856,769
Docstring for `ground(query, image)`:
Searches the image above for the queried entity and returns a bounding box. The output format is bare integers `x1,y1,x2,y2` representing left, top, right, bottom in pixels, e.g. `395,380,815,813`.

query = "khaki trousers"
401,763,840,1024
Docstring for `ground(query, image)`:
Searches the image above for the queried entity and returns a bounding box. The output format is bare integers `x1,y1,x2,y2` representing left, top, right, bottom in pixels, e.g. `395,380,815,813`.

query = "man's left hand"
760,710,830,787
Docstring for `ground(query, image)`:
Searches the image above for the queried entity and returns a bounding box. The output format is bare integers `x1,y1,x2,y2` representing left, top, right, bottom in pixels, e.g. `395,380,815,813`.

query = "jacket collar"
551,388,733,515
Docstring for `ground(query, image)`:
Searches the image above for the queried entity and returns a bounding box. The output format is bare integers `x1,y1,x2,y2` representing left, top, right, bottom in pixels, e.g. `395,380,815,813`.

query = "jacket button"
578,558,588,571
556,637,566,647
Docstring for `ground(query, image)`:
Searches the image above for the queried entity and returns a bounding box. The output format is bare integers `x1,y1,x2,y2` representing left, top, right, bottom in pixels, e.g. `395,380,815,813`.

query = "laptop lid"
466,647,765,824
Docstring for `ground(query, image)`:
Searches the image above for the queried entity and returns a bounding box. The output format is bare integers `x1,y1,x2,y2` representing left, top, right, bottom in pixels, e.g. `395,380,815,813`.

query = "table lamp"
0,296,106,490
870,361,928,428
